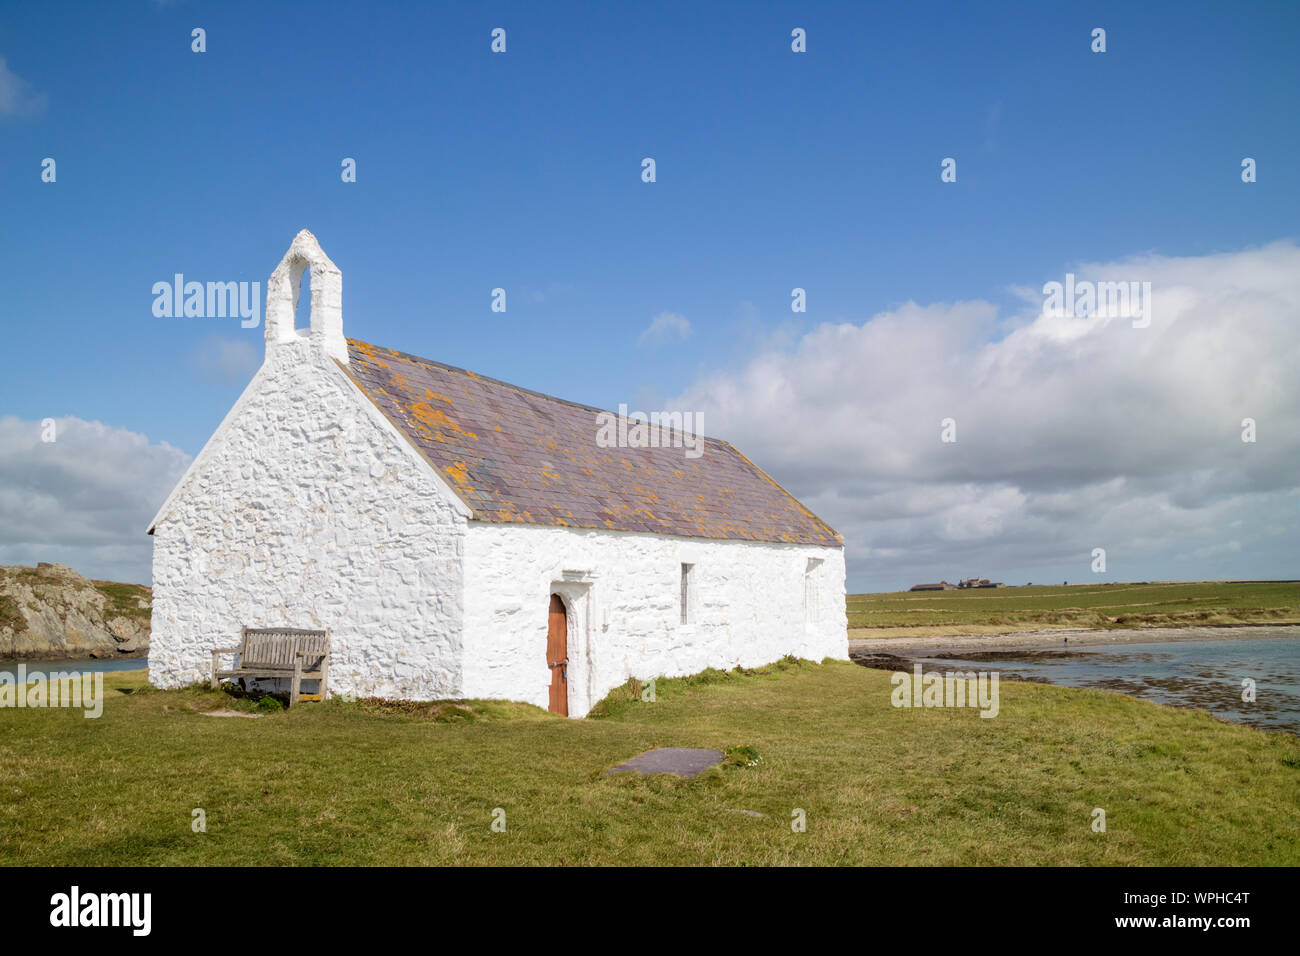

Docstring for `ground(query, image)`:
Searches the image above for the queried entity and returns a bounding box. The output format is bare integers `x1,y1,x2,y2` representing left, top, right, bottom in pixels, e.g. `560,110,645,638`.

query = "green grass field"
2,660,1297,866
848,580,1300,638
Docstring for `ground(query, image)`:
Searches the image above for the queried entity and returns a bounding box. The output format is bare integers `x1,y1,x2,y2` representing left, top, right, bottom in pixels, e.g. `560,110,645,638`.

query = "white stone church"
147,231,847,717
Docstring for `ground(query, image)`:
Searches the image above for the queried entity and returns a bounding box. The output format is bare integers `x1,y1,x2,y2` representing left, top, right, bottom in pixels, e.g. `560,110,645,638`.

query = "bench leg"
290,658,302,708
211,651,220,690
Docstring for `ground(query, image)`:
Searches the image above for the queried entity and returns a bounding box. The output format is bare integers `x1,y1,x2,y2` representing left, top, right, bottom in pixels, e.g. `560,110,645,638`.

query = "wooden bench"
211,627,331,706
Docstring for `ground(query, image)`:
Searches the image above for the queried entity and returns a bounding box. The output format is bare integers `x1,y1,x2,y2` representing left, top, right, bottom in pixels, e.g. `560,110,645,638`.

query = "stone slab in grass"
606,747,724,778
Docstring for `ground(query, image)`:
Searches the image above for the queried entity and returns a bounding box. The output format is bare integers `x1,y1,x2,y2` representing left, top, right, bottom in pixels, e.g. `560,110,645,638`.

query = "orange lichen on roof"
342,338,841,547
348,338,390,368
408,399,479,441
442,460,475,497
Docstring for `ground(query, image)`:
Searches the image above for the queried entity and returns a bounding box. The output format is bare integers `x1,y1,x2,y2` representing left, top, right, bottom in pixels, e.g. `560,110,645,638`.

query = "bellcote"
264,229,346,365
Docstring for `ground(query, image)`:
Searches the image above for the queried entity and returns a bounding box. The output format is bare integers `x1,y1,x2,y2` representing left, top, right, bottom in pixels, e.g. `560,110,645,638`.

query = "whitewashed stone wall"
462,522,847,717
148,338,467,698
149,339,847,713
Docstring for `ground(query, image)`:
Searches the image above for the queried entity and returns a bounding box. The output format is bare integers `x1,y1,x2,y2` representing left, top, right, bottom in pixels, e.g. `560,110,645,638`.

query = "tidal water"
0,656,147,679
914,632,1300,733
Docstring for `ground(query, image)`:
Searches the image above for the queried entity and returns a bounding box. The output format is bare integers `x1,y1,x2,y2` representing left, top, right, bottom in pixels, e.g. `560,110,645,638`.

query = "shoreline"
0,650,148,665
848,623,1300,656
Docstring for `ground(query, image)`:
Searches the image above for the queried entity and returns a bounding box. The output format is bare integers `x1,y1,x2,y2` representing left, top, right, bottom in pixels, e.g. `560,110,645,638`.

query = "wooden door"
547,594,568,716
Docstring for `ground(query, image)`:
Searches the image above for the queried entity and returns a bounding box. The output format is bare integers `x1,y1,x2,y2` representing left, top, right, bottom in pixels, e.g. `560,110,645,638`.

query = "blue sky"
1,0,1298,590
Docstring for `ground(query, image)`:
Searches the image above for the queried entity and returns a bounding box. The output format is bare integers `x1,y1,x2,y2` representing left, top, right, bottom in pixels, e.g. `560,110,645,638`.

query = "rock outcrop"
0,563,151,660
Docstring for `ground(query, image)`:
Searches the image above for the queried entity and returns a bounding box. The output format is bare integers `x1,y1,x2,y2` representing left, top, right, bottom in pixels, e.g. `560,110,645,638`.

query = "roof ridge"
347,336,728,446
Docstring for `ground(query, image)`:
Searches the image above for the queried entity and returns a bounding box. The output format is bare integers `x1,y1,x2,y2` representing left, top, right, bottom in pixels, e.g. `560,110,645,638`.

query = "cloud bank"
675,242,1300,591
0,417,190,584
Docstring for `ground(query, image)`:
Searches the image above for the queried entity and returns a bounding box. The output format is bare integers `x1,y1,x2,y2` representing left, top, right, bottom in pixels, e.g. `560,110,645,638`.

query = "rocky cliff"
0,563,151,660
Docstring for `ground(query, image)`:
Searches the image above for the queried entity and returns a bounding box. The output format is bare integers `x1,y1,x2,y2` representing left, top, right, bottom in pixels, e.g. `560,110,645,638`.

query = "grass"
0,595,23,634
90,581,152,623
1,660,1297,866
848,580,1300,638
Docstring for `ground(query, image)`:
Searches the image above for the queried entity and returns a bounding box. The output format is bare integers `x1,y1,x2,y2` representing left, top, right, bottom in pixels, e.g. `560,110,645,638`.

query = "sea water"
917,631,1300,733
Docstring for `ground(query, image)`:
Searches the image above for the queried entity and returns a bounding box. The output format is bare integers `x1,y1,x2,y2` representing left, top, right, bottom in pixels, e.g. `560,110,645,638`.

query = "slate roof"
344,339,841,547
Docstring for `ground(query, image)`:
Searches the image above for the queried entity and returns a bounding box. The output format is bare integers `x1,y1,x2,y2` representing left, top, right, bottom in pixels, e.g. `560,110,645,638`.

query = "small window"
804,558,823,624
293,263,312,333
680,563,694,625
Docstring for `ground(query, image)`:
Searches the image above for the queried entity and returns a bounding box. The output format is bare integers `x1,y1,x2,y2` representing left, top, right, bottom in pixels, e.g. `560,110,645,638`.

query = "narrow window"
680,563,694,625
804,558,824,624
294,262,312,333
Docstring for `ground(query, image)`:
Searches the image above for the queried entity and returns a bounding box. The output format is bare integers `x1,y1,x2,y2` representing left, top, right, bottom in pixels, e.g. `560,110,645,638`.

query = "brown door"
547,594,568,716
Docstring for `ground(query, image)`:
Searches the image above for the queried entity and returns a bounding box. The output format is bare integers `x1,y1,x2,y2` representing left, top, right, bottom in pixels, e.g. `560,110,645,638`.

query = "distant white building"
147,231,847,716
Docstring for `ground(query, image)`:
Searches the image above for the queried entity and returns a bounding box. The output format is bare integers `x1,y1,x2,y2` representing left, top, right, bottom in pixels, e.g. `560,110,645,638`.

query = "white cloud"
190,336,260,386
674,241,1300,591
0,57,46,117
0,417,190,584
637,311,693,347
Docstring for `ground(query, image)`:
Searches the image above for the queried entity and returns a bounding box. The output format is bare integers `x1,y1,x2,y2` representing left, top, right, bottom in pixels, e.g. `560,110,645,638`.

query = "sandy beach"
848,623,1300,656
